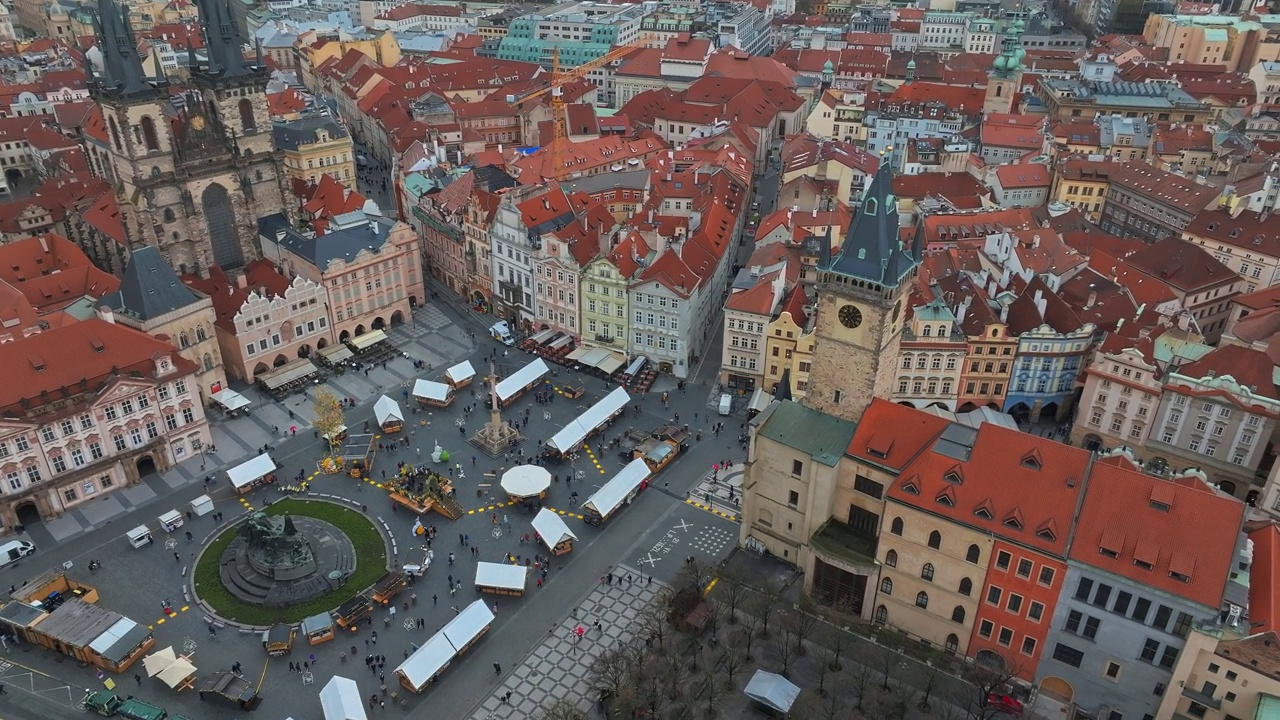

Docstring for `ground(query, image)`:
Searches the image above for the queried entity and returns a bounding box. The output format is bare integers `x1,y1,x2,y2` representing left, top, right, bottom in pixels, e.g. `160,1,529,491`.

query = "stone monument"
218,511,356,606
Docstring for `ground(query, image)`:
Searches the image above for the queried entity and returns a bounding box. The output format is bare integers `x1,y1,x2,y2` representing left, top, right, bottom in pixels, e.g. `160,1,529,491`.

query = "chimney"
1086,289,1097,309
235,272,249,290
95,305,115,324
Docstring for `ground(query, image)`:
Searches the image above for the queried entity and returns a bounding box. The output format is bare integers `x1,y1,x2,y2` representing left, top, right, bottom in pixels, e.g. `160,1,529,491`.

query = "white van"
718,393,733,416
490,321,515,346
0,539,35,567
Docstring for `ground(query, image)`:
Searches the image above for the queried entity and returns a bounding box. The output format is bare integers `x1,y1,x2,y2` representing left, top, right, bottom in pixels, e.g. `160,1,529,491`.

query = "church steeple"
91,0,152,98
194,0,254,80
820,149,919,290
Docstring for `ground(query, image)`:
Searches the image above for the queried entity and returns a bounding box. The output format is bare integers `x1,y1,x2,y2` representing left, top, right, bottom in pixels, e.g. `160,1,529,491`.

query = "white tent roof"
374,396,403,425
598,353,626,376
531,508,577,548
228,453,276,490
445,361,475,384
394,634,455,691
348,329,388,351
547,386,630,453
142,646,177,677
744,670,800,712
474,562,527,591
156,657,197,688
499,465,551,498
88,617,138,654
209,388,250,411
495,358,549,402
442,599,495,650
412,379,451,402
583,459,651,518
320,675,368,720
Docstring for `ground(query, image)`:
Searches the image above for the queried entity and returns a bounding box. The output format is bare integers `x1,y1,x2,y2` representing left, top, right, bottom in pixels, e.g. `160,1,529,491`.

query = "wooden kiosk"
335,595,372,630
473,562,528,597
374,396,404,433
371,571,407,606
261,624,294,656
532,508,578,556
445,361,475,389
582,458,652,526
412,379,454,408
394,600,495,694
301,613,334,645
228,453,277,495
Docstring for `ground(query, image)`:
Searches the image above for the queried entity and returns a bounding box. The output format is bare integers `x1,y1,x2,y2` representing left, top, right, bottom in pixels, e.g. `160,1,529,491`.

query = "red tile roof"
1071,462,1243,608
0,317,193,414
845,398,950,469
995,164,1051,189
0,233,119,314
981,113,1045,149
889,421,1092,556
1124,237,1238,294
1247,523,1280,633
1185,208,1280,257
1172,343,1280,403
725,271,780,315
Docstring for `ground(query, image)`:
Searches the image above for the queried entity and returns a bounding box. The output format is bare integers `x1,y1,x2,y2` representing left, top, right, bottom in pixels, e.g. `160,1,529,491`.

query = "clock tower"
803,154,919,424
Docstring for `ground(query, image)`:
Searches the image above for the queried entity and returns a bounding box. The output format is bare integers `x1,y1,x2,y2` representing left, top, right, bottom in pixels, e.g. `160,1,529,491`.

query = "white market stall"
545,387,630,457
209,388,250,416
189,495,214,517
474,562,528,596
531,508,578,556
499,465,551,501
445,360,476,388
411,379,454,408
319,675,367,720
157,510,183,533
228,453,277,495
582,458,652,526
395,600,495,694
494,358,549,406
373,396,404,433
744,670,801,714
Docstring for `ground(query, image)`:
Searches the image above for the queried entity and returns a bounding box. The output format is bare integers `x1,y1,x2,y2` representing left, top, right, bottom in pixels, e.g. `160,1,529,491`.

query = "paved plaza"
0,300,748,720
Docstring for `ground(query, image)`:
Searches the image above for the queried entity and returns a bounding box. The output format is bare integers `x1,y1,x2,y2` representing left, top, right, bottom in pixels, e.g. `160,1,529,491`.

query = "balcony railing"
1180,686,1221,710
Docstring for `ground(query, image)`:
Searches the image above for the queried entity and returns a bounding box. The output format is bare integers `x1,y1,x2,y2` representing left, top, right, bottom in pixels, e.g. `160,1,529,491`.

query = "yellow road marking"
684,499,738,522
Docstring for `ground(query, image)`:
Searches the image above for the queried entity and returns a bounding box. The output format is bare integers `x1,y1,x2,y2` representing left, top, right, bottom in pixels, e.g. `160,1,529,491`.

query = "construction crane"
506,36,653,180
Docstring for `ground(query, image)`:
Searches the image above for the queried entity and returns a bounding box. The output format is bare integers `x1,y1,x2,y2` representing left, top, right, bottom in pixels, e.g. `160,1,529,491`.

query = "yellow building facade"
273,116,357,187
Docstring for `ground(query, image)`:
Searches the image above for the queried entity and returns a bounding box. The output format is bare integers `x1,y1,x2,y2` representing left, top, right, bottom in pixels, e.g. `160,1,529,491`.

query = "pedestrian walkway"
468,564,661,719
685,463,743,521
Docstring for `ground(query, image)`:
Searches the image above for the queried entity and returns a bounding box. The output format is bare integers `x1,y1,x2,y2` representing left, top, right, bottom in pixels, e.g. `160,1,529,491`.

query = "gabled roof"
1125,237,1238,293
758,400,856,467
725,271,781,315
103,245,202,322
1071,462,1243,609
888,421,1091,556
822,157,918,287
1172,343,1280,402
1247,523,1280,634
846,398,950,470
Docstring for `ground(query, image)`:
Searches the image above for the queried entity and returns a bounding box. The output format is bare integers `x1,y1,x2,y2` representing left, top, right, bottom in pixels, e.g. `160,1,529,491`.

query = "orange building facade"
968,539,1067,682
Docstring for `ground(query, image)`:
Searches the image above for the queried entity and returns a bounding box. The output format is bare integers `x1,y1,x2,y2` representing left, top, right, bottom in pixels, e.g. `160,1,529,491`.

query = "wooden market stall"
498,465,551,502
445,360,476,389
544,386,629,461
411,379,454,408
582,459,652,526
301,612,335,645
371,571,407,606
494,358,550,407
335,595,372,630
227,453,277,495
0,598,153,672
394,600,495,694
473,562,527,597
531,508,578,556
12,569,99,606
261,624,294,656
373,396,404,433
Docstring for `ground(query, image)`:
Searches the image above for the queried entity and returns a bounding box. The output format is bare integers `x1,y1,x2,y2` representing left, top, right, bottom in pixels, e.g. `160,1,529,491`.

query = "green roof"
757,401,856,467
1154,335,1213,366
1256,693,1280,720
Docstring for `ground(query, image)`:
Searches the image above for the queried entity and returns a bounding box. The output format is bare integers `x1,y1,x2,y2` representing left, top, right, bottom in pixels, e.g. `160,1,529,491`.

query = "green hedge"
192,499,387,626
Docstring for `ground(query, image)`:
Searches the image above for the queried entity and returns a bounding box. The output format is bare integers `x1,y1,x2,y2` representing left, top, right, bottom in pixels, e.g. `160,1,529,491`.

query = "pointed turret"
92,0,151,97
820,149,918,290
194,0,253,80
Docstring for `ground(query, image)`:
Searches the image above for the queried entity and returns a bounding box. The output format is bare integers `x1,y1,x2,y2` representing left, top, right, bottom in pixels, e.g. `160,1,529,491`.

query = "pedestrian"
134,673,142,686
502,690,513,704
174,551,181,562
0,684,7,695
185,530,193,542
493,662,501,675
432,594,437,605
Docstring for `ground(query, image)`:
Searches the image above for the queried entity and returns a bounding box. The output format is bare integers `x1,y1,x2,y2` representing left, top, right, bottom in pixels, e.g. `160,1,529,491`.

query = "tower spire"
820,147,917,289
92,0,151,97
194,0,253,80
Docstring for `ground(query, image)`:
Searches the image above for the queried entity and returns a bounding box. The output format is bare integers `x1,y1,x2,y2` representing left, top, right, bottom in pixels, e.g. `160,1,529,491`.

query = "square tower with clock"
804,153,920,424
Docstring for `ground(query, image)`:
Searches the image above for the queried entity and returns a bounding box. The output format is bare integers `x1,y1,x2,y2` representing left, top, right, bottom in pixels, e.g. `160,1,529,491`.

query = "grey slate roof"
821,159,919,288
271,116,348,152
103,245,203,321
258,212,398,271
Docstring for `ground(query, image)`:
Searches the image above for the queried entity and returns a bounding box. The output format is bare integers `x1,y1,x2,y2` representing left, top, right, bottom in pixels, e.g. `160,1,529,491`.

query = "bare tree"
703,599,723,643
538,698,586,720
914,664,943,712
749,580,781,637
589,646,630,702
814,686,849,720
717,568,750,624
817,624,850,671
950,652,1023,720
699,669,727,719
847,658,877,711
719,637,750,685
637,601,669,649
877,644,900,690
788,611,819,654
769,623,798,677
813,642,835,697
737,613,760,661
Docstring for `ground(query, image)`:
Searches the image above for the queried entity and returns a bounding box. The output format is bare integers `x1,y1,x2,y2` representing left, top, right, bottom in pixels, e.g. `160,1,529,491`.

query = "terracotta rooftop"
1125,237,1238,293
994,164,1051,189
1185,208,1280,258
846,398,950,470
1108,161,1220,211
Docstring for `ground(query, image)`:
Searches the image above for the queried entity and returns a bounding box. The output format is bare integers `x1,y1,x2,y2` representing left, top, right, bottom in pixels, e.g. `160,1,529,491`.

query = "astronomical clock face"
838,304,863,329
190,115,205,131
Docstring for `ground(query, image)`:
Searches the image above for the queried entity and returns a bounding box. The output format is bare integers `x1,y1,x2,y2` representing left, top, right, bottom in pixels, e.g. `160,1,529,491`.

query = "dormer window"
943,469,963,485
935,489,955,507
1020,450,1042,470
1169,571,1190,583
1149,500,1170,512
901,480,920,495
1003,509,1023,531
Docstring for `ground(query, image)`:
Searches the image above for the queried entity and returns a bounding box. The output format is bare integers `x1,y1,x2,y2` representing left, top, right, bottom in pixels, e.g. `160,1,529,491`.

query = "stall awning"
96,623,153,665
547,387,630,453
474,562,527,591
228,453,276,490
209,389,250,411
348,329,389,351
597,353,626,376
259,359,320,391
583,459,651,518
143,646,178,677
395,634,456,690
318,344,354,364
744,670,800,713
623,355,647,377
531,508,577,548
412,380,451,403
548,335,572,350
446,361,475,384
529,328,556,345
500,465,551,497
578,347,609,368
565,347,589,363
320,676,368,720
157,658,197,688
495,358,549,402
374,396,403,425
442,600,495,650
748,387,772,414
